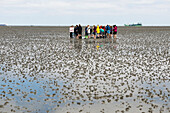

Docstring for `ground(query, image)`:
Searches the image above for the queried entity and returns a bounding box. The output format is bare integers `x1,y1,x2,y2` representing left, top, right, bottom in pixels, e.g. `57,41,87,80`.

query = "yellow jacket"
96,26,100,34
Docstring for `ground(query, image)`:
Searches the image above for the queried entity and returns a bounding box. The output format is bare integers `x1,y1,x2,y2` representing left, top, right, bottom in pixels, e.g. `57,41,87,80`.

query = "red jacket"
103,26,106,31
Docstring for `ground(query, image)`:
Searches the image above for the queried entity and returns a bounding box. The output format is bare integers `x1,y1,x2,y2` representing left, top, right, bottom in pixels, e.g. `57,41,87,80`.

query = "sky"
0,0,170,26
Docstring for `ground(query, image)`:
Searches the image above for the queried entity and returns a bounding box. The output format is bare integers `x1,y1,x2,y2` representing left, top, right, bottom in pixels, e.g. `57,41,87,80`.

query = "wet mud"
0,26,170,113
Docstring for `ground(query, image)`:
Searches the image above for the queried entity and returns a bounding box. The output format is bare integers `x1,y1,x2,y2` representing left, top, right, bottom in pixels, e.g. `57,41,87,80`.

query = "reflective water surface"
0,26,170,113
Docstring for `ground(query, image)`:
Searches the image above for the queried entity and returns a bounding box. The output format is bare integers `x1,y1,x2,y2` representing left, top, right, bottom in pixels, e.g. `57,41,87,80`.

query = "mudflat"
0,26,169,113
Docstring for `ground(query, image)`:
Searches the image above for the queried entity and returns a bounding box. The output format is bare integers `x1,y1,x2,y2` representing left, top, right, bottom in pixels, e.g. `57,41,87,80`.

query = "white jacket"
69,27,74,32
88,26,90,34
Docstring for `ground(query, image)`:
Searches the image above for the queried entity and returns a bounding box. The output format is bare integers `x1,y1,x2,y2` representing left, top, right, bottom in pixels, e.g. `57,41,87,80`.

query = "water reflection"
69,38,118,52
73,39,82,53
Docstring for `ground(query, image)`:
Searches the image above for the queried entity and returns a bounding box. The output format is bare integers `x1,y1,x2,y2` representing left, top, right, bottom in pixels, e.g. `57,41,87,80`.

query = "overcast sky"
0,0,170,26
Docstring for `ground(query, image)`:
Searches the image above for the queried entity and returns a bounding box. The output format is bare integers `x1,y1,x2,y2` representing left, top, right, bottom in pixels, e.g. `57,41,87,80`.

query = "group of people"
69,24,117,39
69,24,82,39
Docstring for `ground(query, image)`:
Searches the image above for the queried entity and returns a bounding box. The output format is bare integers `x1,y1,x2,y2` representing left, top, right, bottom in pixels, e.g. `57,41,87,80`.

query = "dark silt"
0,26,169,113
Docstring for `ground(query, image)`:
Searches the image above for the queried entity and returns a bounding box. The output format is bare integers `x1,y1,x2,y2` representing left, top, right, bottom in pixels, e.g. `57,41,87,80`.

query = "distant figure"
69,25,74,38
74,25,78,39
103,26,106,38
106,24,111,38
90,27,93,38
93,25,97,39
110,25,113,38
78,24,82,39
87,25,91,38
113,25,117,38
96,25,100,38
85,25,88,39
100,27,105,38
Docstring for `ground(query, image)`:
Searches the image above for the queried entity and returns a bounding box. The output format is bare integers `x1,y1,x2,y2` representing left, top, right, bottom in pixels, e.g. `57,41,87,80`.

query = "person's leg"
107,31,109,38
85,34,88,39
108,30,111,38
74,33,76,38
76,34,79,39
110,31,112,38
113,32,117,38
94,33,96,39
72,32,74,38
114,34,117,38
90,33,93,38
80,33,82,39
70,32,71,38
94,33,95,39
79,34,82,39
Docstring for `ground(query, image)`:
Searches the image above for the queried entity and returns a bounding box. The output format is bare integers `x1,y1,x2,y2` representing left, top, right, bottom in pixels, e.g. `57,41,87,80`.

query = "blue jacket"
106,25,111,31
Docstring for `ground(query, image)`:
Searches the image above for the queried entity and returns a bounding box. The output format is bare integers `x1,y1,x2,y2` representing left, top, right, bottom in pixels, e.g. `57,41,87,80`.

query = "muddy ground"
0,26,169,113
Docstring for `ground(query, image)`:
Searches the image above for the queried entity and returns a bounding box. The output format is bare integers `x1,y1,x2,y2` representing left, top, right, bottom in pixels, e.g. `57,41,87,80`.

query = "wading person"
87,25,91,38
74,25,78,39
100,27,105,38
104,26,106,38
113,25,117,38
69,25,74,38
78,24,82,39
93,25,97,39
85,25,88,39
96,25,100,39
106,24,111,38
110,25,113,38
90,26,93,38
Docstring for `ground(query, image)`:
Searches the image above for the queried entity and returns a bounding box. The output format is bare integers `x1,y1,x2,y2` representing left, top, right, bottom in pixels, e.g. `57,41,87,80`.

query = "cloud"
0,0,170,25
1,0,170,15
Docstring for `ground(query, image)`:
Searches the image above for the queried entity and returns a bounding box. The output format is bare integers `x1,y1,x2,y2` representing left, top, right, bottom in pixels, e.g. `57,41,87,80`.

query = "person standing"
96,25,100,38
90,26,93,38
113,25,117,39
100,27,105,38
104,26,106,38
106,24,111,38
69,25,74,38
93,25,97,39
78,24,82,39
74,25,78,39
110,25,113,38
85,25,88,39
87,25,91,38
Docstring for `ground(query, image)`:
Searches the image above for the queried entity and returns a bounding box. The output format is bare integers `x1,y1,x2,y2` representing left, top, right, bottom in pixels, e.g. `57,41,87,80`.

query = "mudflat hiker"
87,25,91,39
113,25,117,38
78,24,82,39
93,25,97,39
96,25,100,39
70,24,118,40
110,25,113,38
100,27,105,38
74,25,79,39
106,24,111,38
69,25,74,38
85,25,88,39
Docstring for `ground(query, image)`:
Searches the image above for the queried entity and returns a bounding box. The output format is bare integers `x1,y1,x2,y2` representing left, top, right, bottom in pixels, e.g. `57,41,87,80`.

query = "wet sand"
0,26,170,113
